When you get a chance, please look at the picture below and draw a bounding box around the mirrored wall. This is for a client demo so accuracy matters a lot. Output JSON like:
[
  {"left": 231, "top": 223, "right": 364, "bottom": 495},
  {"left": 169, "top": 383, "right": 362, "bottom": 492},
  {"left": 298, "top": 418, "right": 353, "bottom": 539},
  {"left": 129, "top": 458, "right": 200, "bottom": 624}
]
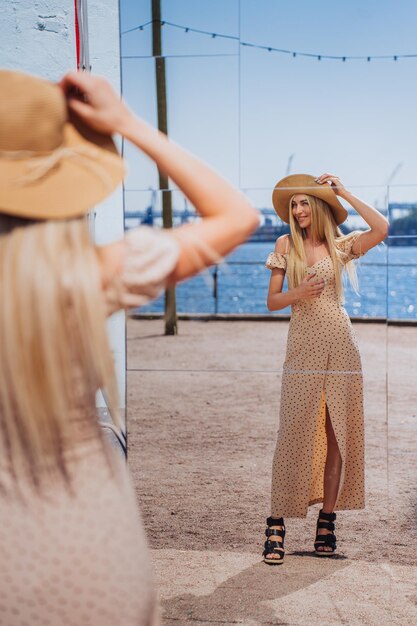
[{"left": 120, "top": 0, "right": 416, "bottom": 622}]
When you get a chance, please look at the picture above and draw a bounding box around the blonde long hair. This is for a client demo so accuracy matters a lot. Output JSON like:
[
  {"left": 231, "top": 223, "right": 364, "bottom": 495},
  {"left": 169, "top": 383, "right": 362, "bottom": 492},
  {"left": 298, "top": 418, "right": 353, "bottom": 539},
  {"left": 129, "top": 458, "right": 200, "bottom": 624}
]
[
  {"left": 287, "top": 194, "right": 358, "bottom": 298},
  {"left": 0, "top": 216, "right": 121, "bottom": 493}
]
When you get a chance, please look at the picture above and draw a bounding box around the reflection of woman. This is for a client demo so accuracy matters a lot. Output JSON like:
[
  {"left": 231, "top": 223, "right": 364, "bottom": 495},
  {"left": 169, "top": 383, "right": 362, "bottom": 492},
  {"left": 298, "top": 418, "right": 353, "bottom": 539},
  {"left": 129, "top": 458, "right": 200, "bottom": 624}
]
[
  {"left": 0, "top": 70, "right": 258, "bottom": 624},
  {"left": 263, "top": 174, "right": 388, "bottom": 564}
]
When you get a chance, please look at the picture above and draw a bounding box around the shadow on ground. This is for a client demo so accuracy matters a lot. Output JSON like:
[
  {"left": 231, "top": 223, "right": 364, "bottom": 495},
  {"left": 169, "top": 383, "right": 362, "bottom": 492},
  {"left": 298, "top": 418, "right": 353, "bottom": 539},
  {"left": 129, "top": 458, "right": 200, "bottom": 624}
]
[{"left": 162, "top": 554, "right": 349, "bottom": 625}]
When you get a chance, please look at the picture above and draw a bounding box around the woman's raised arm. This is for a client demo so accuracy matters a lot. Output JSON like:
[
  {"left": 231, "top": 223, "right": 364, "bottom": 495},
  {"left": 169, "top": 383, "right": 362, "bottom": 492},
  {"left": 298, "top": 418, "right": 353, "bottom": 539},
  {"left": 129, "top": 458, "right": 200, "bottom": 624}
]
[
  {"left": 315, "top": 173, "right": 389, "bottom": 255},
  {"left": 60, "top": 72, "right": 260, "bottom": 282}
]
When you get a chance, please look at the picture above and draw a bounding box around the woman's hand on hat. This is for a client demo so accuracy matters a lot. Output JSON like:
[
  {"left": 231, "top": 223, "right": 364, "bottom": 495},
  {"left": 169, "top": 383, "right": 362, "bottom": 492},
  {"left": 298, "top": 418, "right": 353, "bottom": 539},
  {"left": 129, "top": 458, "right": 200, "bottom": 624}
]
[
  {"left": 294, "top": 273, "right": 325, "bottom": 301},
  {"left": 59, "top": 71, "right": 133, "bottom": 135},
  {"left": 315, "top": 173, "right": 348, "bottom": 198}
]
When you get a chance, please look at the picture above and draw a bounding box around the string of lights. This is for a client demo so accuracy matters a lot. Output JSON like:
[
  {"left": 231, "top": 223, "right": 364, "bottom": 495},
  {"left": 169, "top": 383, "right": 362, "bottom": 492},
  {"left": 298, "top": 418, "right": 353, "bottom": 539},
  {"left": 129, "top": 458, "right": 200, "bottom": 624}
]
[{"left": 122, "top": 18, "right": 417, "bottom": 62}]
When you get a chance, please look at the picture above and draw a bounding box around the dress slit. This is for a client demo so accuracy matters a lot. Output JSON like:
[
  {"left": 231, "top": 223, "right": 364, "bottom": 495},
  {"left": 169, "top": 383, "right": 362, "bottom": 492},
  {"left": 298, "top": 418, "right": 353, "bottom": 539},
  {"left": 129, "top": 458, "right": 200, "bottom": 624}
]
[{"left": 323, "top": 393, "right": 346, "bottom": 508}]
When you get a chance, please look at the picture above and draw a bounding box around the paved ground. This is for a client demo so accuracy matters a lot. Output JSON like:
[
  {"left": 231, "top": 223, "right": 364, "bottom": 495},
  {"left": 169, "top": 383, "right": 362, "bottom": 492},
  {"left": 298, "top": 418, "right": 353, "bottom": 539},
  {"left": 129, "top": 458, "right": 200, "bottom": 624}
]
[{"left": 127, "top": 319, "right": 417, "bottom": 626}]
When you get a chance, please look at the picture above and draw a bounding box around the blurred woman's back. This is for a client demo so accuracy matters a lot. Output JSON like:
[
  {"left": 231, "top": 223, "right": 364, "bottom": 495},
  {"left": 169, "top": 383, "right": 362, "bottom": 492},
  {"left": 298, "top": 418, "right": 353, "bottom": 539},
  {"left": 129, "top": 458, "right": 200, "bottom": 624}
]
[
  {"left": 0, "top": 216, "right": 120, "bottom": 493},
  {"left": 0, "top": 68, "right": 258, "bottom": 626},
  {"left": 0, "top": 215, "right": 163, "bottom": 625}
]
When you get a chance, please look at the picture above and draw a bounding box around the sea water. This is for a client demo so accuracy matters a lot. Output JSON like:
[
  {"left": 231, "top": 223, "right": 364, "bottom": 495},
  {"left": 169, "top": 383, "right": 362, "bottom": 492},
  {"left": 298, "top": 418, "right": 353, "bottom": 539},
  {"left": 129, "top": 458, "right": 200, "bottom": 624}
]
[{"left": 138, "top": 243, "right": 417, "bottom": 321}]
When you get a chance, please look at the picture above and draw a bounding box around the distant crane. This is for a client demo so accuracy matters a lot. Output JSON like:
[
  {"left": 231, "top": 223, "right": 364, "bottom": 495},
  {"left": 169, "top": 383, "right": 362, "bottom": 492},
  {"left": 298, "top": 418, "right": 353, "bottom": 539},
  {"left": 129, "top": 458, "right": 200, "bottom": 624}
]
[
  {"left": 286, "top": 153, "right": 295, "bottom": 176},
  {"left": 384, "top": 162, "right": 403, "bottom": 215},
  {"left": 386, "top": 162, "right": 403, "bottom": 187}
]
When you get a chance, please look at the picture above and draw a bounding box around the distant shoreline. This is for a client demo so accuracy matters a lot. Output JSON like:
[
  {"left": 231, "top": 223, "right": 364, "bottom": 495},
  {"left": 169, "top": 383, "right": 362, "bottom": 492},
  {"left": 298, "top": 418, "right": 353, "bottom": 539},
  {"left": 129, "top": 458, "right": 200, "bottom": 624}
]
[{"left": 248, "top": 226, "right": 416, "bottom": 244}]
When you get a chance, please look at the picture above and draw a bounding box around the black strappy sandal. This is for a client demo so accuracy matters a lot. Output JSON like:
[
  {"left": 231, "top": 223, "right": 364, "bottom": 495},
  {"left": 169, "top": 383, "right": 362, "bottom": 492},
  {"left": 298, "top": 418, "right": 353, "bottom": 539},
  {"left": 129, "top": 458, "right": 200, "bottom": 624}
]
[
  {"left": 314, "top": 510, "right": 337, "bottom": 556},
  {"left": 263, "top": 516, "right": 285, "bottom": 565}
]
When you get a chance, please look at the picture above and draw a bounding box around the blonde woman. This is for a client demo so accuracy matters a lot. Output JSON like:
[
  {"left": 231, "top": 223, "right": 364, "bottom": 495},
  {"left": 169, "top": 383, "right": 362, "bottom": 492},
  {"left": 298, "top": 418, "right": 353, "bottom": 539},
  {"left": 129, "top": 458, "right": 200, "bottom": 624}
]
[
  {"left": 0, "top": 69, "right": 259, "bottom": 625},
  {"left": 263, "top": 174, "right": 388, "bottom": 564}
]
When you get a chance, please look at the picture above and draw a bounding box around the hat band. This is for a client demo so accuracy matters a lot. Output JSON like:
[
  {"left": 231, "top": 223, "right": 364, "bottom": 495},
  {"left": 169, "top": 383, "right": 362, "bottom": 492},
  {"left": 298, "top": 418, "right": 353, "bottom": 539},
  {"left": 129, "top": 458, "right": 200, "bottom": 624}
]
[
  {"left": 0, "top": 145, "right": 113, "bottom": 189},
  {"left": 273, "top": 184, "right": 333, "bottom": 191}
]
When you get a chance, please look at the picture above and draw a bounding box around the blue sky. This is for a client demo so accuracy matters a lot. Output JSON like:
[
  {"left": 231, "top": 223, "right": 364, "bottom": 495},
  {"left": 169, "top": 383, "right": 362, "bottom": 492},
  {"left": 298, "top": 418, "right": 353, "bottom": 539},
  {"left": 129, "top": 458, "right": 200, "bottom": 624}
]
[{"left": 120, "top": 0, "right": 417, "bottom": 215}]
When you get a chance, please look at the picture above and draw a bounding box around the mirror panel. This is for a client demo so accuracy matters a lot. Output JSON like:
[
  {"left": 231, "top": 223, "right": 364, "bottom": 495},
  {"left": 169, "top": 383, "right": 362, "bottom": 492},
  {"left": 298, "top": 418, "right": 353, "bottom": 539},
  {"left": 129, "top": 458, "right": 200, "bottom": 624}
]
[
  {"left": 118, "top": 0, "right": 417, "bottom": 622},
  {"left": 386, "top": 186, "right": 417, "bottom": 592}
]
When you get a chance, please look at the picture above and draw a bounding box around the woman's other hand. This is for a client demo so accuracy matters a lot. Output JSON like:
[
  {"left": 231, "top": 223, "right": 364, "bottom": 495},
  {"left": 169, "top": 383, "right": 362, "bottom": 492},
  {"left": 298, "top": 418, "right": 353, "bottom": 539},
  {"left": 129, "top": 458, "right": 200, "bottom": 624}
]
[
  {"left": 59, "top": 71, "right": 133, "bottom": 135},
  {"left": 295, "top": 273, "right": 325, "bottom": 300}
]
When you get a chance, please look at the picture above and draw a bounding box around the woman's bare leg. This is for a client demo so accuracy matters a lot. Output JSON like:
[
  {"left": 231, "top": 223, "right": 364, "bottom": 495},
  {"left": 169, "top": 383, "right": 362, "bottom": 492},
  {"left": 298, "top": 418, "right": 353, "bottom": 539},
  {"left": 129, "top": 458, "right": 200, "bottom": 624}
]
[
  {"left": 323, "top": 406, "right": 342, "bottom": 511},
  {"left": 317, "top": 407, "right": 342, "bottom": 552}
]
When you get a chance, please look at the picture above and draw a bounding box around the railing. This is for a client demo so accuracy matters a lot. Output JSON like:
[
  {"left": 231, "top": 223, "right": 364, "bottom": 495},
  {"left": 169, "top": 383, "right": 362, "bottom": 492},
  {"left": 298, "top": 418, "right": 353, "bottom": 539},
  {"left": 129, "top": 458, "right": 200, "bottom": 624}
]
[
  {"left": 125, "top": 194, "right": 417, "bottom": 322},
  {"left": 135, "top": 255, "right": 417, "bottom": 322}
]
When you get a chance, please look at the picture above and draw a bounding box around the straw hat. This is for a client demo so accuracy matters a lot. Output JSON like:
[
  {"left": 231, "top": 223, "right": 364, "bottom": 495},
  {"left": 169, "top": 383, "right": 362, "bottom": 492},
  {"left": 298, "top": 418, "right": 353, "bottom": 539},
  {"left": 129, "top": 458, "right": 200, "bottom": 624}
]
[
  {"left": 272, "top": 174, "right": 348, "bottom": 225},
  {"left": 0, "top": 69, "right": 125, "bottom": 220}
]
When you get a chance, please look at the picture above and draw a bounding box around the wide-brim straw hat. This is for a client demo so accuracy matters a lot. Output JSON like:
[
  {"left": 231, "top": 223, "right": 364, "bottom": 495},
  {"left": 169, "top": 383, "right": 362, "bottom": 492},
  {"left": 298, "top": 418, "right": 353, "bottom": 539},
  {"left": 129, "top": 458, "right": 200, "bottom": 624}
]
[
  {"left": 272, "top": 174, "right": 348, "bottom": 225},
  {"left": 0, "top": 69, "right": 125, "bottom": 220}
]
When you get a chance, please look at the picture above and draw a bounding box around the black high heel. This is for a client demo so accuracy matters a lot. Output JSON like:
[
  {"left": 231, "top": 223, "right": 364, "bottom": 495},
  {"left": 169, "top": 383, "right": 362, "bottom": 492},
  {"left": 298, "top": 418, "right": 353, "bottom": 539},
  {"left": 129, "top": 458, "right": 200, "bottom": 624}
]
[
  {"left": 263, "top": 516, "right": 285, "bottom": 565},
  {"left": 314, "top": 509, "right": 337, "bottom": 556}
]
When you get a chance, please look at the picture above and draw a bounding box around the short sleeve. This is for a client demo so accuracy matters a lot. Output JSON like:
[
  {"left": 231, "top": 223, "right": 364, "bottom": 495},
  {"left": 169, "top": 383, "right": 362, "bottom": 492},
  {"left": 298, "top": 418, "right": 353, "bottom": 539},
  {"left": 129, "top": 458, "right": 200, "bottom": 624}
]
[
  {"left": 104, "top": 226, "right": 180, "bottom": 314},
  {"left": 265, "top": 251, "right": 287, "bottom": 271},
  {"left": 336, "top": 231, "right": 365, "bottom": 264}
]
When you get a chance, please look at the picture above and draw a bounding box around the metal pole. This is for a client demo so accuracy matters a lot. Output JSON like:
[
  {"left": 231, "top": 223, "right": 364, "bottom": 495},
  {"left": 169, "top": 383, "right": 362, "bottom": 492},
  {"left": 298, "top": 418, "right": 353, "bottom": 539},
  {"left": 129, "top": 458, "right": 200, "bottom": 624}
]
[
  {"left": 75, "top": 0, "right": 91, "bottom": 71},
  {"left": 213, "top": 265, "right": 218, "bottom": 315},
  {"left": 152, "top": 0, "right": 178, "bottom": 335},
  {"left": 75, "top": 0, "right": 95, "bottom": 239}
]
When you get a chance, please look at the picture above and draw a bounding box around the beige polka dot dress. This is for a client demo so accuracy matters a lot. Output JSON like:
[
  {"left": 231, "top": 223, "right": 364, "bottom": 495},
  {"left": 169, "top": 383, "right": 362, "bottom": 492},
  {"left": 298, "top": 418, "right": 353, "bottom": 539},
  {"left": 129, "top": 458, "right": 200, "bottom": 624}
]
[
  {"left": 265, "top": 232, "right": 365, "bottom": 518},
  {"left": 0, "top": 227, "right": 179, "bottom": 626}
]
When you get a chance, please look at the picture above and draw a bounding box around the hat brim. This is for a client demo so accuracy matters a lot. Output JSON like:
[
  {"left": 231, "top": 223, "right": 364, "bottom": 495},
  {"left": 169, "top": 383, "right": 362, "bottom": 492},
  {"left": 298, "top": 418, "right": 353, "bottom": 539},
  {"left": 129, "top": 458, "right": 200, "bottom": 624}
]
[
  {"left": 0, "top": 111, "right": 126, "bottom": 220},
  {"left": 272, "top": 174, "right": 348, "bottom": 226}
]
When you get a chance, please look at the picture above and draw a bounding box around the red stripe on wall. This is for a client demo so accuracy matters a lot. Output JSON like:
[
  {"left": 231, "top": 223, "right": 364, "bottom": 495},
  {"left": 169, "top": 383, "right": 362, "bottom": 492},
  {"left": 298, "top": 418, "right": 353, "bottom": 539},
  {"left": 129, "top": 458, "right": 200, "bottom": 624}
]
[{"left": 74, "top": 0, "right": 80, "bottom": 68}]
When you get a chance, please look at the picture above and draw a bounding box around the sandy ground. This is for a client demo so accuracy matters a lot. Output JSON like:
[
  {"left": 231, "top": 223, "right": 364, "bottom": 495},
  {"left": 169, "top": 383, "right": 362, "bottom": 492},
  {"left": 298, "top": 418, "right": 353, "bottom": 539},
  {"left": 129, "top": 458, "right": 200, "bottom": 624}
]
[{"left": 127, "top": 319, "right": 417, "bottom": 626}]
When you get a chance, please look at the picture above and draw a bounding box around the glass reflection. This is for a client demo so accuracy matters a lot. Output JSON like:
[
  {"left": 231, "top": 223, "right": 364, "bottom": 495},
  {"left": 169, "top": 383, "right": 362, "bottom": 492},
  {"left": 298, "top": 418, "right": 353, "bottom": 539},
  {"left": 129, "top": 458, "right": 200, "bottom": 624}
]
[
  {"left": 126, "top": 185, "right": 389, "bottom": 320},
  {"left": 118, "top": 0, "right": 417, "bottom": 621},
  {"left": 386, "top": 185, "right": 417, "bottom": 575}
]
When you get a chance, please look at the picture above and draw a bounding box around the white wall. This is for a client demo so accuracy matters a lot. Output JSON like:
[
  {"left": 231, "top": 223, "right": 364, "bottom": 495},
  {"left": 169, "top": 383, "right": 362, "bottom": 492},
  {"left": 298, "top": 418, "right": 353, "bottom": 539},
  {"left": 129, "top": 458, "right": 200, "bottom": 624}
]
[
  {"left": 1, "top": 0, "right": 126, "bottom": 408},
  {"left": 1, "top": 2, "right": 76, "bottom": 78}
]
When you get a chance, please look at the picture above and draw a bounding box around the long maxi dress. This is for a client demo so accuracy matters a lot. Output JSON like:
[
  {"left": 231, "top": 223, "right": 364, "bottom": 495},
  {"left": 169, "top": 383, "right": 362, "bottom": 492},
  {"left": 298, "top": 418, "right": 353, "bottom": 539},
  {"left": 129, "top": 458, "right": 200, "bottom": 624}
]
[
  {"left": 0, "top": 226, "right": 179, "bottom": 626},
  {"left": 265, "top": 232, "right": 366, "bottom": 518}
]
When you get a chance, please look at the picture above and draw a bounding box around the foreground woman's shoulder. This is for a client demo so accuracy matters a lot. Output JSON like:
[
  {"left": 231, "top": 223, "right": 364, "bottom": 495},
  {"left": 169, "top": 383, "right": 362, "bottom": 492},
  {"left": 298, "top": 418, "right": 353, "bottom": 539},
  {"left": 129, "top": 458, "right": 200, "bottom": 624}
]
[{"left": 99, "top": 226, "right": 180, "bottom": 315}]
